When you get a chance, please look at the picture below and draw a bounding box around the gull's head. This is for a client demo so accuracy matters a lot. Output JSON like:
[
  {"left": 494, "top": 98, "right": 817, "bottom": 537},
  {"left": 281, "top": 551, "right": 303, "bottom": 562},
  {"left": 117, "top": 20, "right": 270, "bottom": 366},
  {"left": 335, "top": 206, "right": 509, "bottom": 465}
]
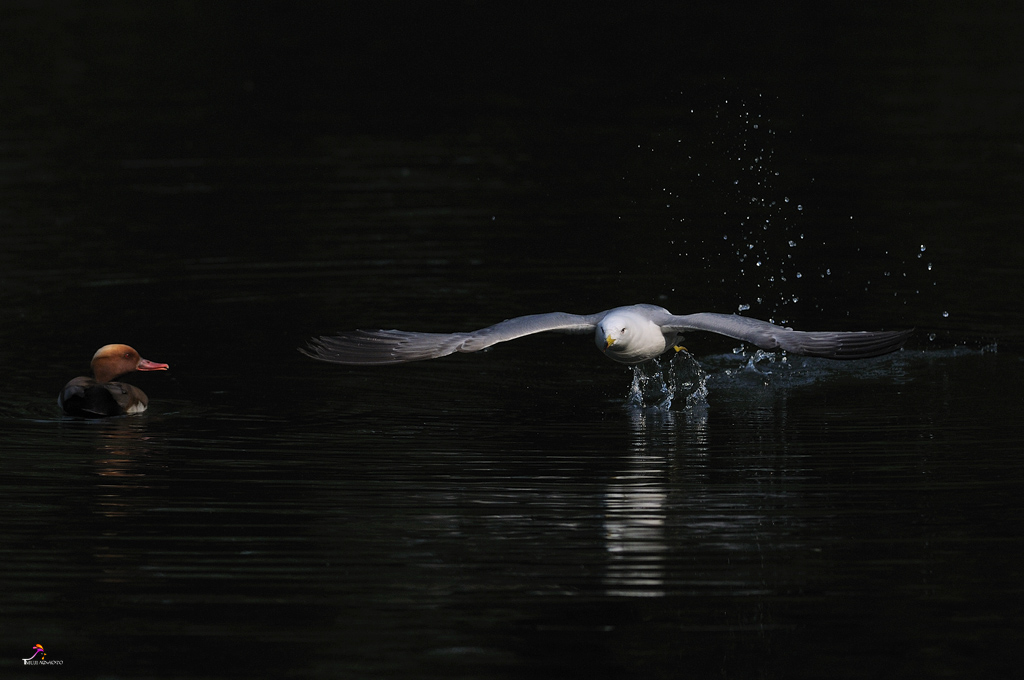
[{"left": 596, "top": 314, "right": 634, "bottom": 358}]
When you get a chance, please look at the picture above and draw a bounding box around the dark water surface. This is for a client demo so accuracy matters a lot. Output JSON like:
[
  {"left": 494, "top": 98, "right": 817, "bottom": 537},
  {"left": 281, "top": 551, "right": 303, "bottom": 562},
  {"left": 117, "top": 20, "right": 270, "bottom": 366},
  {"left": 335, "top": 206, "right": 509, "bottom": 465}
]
[{"left": 3, "top": 4, "right": 1024, "bottom": 679}]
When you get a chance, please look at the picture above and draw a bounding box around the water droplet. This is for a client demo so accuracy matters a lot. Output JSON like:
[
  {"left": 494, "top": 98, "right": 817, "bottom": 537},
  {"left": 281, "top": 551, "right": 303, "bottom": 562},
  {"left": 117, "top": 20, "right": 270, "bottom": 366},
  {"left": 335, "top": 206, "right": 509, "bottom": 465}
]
[
  {"left": 942, "top": 311, "right": 949, "bottom": 318},
  {"left": 788, "top": 240, "right": 797, "bottom": 247},
  {"left": 737, "top": 303, "right": 750, "bottom": 312}
]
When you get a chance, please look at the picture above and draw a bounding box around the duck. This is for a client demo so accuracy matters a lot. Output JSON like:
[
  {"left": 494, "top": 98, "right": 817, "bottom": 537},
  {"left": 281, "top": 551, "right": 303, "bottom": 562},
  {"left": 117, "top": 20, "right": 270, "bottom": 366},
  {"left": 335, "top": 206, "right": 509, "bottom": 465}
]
[{"left": 59, "top": 344, "right": 169, "bottom": 417}]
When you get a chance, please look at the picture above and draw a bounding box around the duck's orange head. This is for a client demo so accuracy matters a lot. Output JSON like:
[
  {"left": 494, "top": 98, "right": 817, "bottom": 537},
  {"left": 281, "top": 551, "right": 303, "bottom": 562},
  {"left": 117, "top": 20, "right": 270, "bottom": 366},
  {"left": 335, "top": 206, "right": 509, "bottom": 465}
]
[{"left": 91, "top": 344, "right": 169, "bottom": 383}]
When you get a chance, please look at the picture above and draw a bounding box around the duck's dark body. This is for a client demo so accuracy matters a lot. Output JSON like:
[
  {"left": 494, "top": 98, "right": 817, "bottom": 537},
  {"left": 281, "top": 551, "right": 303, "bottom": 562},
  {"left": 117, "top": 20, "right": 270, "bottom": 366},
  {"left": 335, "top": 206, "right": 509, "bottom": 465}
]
[{"left": 58, "top": 376, "right": 150, "bottom": 417}]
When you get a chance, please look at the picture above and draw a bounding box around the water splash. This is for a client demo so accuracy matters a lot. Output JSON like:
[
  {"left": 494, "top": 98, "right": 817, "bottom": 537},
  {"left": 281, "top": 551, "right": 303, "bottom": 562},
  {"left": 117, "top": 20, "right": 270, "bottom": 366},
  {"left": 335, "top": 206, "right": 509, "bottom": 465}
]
[
  {"left": 626, "top": 359, "right": 673, "bottom": 410},
  {"left": 679, "top": 353, "right": 710, "bottom": 411},
  {"left": 625, "top": 349, "right": 709, "bottom": 411}
]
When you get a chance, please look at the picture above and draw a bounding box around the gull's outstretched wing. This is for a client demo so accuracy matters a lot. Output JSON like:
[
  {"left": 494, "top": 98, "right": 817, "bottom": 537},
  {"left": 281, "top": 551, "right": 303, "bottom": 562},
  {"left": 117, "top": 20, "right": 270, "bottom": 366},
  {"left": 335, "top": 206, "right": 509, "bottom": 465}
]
[
  {"left": 302, "top": 311, "right": 605, "bottom": 365},
  {"left": 660, "top": 312, "right": 913, "bottom": 359}
]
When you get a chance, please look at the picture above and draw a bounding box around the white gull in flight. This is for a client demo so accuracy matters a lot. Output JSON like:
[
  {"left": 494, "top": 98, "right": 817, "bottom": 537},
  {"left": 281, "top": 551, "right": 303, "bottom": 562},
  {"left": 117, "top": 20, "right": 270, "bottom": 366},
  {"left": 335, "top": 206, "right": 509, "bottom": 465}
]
[{"left": 302, "top": 304, "right": 912, "bottom": 366}]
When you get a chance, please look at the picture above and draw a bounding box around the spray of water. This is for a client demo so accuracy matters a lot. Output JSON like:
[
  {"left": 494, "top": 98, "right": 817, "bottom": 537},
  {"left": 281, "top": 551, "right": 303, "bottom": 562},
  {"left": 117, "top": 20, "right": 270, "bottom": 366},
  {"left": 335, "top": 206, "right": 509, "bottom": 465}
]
[{"left": 625, "top": 349, "right": 709, "bottom": 411}]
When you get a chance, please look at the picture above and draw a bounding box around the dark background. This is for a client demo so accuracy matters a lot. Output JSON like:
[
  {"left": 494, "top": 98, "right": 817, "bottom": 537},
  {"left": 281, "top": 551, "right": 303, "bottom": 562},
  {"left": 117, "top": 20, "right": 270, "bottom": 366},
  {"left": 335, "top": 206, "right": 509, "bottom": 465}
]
[{"left": 4, "top": 1, "right": 1019, "bottom": 347}]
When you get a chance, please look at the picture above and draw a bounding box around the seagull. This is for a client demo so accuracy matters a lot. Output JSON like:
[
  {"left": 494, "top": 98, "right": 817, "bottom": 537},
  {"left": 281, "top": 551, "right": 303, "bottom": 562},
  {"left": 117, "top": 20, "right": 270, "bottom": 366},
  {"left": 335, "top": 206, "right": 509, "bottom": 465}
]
[{"left": 301, "top": 304, "right": 912, "bottom": 366}]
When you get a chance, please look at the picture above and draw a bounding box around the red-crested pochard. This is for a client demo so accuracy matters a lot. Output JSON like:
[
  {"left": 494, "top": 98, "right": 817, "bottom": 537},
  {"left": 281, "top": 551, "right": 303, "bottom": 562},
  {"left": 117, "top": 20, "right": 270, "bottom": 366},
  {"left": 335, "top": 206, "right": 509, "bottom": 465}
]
[{"left": 59, "top": 344, "right": 169, "bottom": 417}]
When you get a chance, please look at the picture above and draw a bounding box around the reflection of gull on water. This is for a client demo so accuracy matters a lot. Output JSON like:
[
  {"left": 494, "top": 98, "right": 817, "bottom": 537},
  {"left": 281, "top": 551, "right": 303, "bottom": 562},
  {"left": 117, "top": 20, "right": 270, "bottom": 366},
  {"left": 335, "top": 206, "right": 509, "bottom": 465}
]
[
  {"left": 604, "top": 478, "right": 669, "bottom": 598},
  {"left": 303, "top": 304, "right": 913, "bottom": 367},
  {"left": 604, "top": 410, "right": 680, "bottom": 598}
]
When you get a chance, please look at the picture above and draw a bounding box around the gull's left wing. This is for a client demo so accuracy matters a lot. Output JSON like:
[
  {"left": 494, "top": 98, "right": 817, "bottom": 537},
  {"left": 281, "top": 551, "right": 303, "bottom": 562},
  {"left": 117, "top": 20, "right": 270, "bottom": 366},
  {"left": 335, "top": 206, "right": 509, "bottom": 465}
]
[{"left": 659, "top": 312, "right": 913, "bottom": 359}]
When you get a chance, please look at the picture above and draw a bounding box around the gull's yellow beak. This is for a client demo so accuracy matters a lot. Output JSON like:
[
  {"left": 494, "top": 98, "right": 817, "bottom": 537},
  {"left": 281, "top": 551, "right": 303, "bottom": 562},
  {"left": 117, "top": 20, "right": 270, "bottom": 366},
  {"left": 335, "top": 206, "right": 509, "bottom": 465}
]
[{"left": 604, "top": 334, "right": 616, "bottom": 350}]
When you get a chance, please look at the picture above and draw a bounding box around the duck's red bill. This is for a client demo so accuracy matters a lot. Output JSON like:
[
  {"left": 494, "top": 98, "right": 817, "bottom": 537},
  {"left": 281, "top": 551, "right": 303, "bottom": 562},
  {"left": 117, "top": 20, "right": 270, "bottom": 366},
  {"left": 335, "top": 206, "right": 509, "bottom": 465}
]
[{"left": 138, "top": 359, "right": 170, "bottom": 371}]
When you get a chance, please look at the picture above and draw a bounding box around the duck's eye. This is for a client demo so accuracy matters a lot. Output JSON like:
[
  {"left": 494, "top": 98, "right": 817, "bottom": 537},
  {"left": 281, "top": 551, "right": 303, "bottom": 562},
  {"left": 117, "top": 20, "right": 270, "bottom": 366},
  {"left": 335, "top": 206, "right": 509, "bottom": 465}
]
[{"left": 123, "top": 352, "right": 132, "bottom": 359}]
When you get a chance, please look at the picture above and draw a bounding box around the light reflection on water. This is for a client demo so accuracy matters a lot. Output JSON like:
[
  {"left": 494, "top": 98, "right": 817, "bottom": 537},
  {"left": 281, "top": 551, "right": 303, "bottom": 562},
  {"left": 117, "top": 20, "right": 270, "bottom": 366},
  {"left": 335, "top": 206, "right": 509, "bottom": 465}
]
[{"left": 604, "top": 411, "right": 675, "bottom": 598}]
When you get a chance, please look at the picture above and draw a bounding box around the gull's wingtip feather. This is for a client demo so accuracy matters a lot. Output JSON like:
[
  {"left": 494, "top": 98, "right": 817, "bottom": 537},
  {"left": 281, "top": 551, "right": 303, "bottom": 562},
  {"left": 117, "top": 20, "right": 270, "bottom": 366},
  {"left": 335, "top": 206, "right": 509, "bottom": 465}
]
[
  {"left": 797, "top": 327, "right": 914, "bottom": 359},
  {"left": 300, "top": 329, "right": 468, "bottom": 365}
]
